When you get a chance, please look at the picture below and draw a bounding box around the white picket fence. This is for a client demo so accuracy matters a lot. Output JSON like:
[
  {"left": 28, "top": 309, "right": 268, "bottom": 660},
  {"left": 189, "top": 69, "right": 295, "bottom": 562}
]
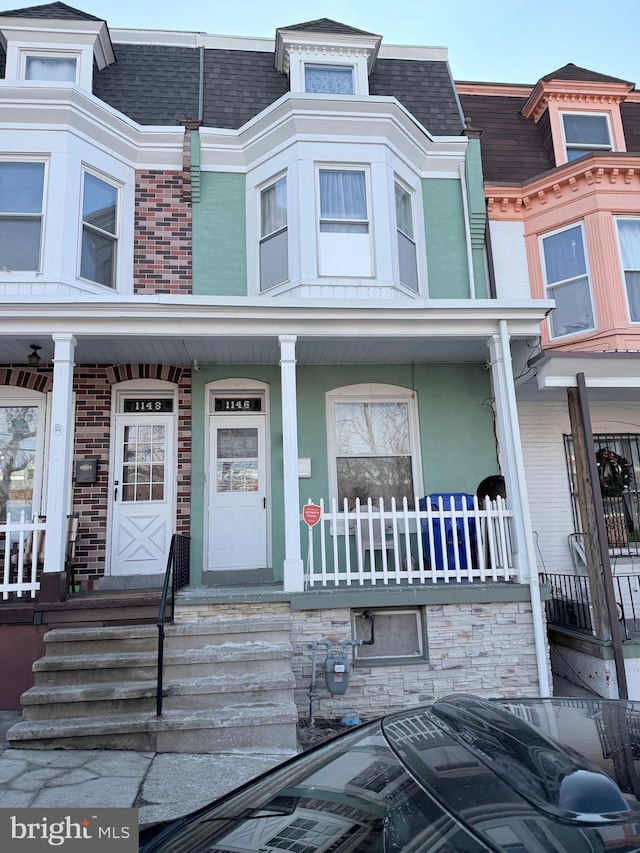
[
  {"left": 1, "top": 513, "right": 45, "bottom": 600},
  {"left": 303, "top": 495, "right": 515, "bottom": 587}
]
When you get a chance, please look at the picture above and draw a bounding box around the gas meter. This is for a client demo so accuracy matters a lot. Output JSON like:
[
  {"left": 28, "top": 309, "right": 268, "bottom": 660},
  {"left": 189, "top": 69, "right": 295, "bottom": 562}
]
[{"left": 324, "top": 652, "right": 350, "bottom": 695}]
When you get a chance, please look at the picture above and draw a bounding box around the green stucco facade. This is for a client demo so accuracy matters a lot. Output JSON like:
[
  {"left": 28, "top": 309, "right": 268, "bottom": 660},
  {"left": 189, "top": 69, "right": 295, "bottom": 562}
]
[
  {"left": 189, "top": 363, "right": 496, "bottom": 584},
  {"left": 192, "top": 172, "right": 247, "bottom": 296}
]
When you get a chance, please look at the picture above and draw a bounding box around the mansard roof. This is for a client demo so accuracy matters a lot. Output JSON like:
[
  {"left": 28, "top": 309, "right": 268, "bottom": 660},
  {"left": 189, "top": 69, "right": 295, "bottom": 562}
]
[
  {"left": 458, "top": 64, "right": 640, "bottom": 184},
  {"left": 0, "top": 4, "right": 463, "bottom": 135},
  {"left": 0, "top": 2, "right": 102, "bottom": 21}
]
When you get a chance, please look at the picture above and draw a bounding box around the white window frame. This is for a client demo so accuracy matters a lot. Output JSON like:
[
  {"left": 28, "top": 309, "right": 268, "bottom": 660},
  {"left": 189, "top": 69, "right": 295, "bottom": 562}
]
[
  {"left": 78, "top": 167, "right": 120, "bottom": 290},
  {"left": 615, "top": 217, "right": 640, "bottom": 324},
  {"left": 259, "top": 174, "right": 288, "bottom": 292},
  {"left": 0, "top": 157, "right": 47, "bottom": 274},
  {"left": 540, "top": 222, "right": 596, "bottom": 339},
  {"left": 21, "top": 50, "right": 79, "bottom": 84},
  {"left": 561, "top": 112, "right": 613, "bottom": 163},
  {"left": 316, "top": 165, "right": 372, "bottom": 278},
  {"left": 326, "top": 384, "right": 423, "bottom": 508},
  {"left": 394, "top": 178, "right": 418, "bottom": 291},
  {"left": 288, "top": 52, "right": 369, "bottom": 96}
]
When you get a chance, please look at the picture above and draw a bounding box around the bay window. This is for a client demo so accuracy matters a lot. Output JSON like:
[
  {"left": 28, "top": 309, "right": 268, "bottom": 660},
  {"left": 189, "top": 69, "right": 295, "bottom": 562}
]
[
  {"left": 616, "top": 218, "right": 640, "bottom": 322},
  {"left": 541, "top": 223, "right": 595, "bottom": 337},
  {"left": 260, "top": 176, "right": 288, "bottom": 290},
  {"left": 395, "top": 181, "right": 418, "bottom": 290},
  {"left": 0, "top": 161, "right": 45, "bottom": 272},
  {"left": 80, "top": 171, "right": 118, "bottom": 288}
]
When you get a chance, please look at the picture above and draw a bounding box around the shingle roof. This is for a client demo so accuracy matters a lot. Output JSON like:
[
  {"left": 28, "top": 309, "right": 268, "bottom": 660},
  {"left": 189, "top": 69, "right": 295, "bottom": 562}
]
[
  {"left": 540, "top": 63, "right": 633, "bottom": 86},
  {"left": 0, "top": 2, "right": 102, "bottom": 21},
  {"left": 458, "top": 92, "right": 555, "bottom": 183},
  {"left": 94, "top": 44, "right": 200, "bottom": 126},
  {"left": 278, "top": 18, "right": 378, "bottom": 37},
  {"left": 370, "top": 59, "right": 464, "bottom": 136}
]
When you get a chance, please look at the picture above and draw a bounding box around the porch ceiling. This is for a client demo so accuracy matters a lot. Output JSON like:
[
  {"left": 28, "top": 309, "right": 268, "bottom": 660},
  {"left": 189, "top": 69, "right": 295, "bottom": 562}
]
[{"left": 0, "top": 334, "right": 492, "bottom": 366}]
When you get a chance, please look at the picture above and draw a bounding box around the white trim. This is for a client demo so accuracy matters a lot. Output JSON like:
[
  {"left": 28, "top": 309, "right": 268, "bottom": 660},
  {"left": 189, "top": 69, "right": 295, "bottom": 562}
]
[
  {"left": 106, "top": 378, "right": 179, "bottom": 578},
  {"left": 204, "top": 378, "right": 272, "bottom": 572}
]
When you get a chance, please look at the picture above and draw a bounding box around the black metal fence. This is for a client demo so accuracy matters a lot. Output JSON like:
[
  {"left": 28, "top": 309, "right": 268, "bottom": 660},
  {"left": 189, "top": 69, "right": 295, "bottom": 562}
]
[{"left": 543, "top": 570, "right": 640, "bottom": 638}]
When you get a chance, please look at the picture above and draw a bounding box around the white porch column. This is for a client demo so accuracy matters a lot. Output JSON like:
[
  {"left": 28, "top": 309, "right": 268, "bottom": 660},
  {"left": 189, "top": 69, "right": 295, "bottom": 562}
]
[
  {"left": 279, "top": 335, "right": 304, "bottom": 592},
  {"left": 488, "top": 321, "right": 550, "bottom": 696},
  {"left": 43, "top": 334, "right": 76, "bottom": 579}
]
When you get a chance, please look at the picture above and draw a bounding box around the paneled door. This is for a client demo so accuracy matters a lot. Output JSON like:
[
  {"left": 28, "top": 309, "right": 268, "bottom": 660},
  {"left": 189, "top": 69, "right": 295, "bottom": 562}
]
[
  {"left": 109, "top": 415, "right": 175, "bottom": 575},
  {"left": 207, "top": 415, "right": 267, "bottom": 570}
]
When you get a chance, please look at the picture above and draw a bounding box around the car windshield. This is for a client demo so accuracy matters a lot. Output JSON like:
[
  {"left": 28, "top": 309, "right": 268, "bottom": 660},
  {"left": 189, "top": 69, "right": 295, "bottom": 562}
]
[{"left": 140, "top": 721, "right": 490, "bottom": 852}]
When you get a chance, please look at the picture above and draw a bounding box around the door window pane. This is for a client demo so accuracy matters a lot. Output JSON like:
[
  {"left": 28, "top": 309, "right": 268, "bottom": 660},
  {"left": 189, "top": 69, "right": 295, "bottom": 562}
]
[
  {"left": 216, "top": 428, "right": 259, "bottom": 493},
  {"left": 121, "top": 424, "right": 165, "bottom": 502},
  {"left": 0, "top": 406, "right": 38, "bottom": 522}
]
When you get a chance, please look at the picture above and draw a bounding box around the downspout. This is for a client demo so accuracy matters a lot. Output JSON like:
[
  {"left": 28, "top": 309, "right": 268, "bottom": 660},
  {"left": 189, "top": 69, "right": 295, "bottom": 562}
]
[
  {"left": 459, "top": 161, "right": 475, "bottom": 299},
  {"left": 497, "top": 320, "right": 551, "bottom": 696}
]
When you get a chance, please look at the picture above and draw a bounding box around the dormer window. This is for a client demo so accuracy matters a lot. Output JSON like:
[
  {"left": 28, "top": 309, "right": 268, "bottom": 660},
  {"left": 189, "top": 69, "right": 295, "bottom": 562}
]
[
  {"left": 562, "top": 113, "right": 612, "bottom": 161},
  {"left": 24, "top": 54, "right": 77, "bottom": 83},
  {"left": 304, "top": 64, "right": 354, "bottom": 95}
]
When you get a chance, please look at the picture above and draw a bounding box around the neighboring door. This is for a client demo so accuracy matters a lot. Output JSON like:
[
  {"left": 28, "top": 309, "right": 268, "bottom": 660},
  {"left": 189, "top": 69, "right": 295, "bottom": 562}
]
[
  {"left": 208, "top": 415, "right": 267, "bottom": 570},
  {"left": 110, "top": 414, "right": 175, "bottom": 575}
]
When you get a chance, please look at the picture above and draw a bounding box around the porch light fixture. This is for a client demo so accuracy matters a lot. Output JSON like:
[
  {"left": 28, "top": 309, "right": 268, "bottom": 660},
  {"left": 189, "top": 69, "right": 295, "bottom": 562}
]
[{"left": 28, "top": 344, "right": 42, "bottom": 367}]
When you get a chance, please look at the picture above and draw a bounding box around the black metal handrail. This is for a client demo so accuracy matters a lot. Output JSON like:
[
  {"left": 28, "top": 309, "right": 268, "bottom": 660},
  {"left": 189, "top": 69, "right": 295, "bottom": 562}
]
[{"left": 156, "top": 533, "right": 190, "bottom": 716}]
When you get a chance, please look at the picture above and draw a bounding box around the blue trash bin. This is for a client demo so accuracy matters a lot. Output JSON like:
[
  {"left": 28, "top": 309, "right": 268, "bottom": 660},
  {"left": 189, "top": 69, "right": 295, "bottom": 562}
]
[{"left": 420, "top": 493, "right": 476, "bottom": 569}]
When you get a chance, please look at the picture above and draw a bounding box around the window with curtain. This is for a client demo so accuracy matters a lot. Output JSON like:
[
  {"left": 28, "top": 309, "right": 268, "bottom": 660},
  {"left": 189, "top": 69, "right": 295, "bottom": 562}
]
[
  {"left": 319, "top": 169, "right": 368, "bottom": 233},
  {"left": 0, "top": 161, "right": 45, "bottom": 272},
  {"left": 541, "top": 223, "right": 595, "bottom": 337},
  {"left": 395, "top": 182, "right": 418, "bottom": 290},
  {"left": 25, "top": 55, "right": 77, "bottom": 82},
  {"left": 260, "top": 177, "right": 288, "bottom": 290},
  {"left": 562, "top": 113, "right": 612, "bottom": 162},
  {"left": 332, "top": 399, "right": 416, "bottom": 508},
  {"left": 616, "top": 219, "right": 640, "bottom": 321},
  {"left": 304, "top": 65, "right": 354, "bottom": 95},
  {"left": 80, "top": 171, "right": 118, "bottom": 288}
]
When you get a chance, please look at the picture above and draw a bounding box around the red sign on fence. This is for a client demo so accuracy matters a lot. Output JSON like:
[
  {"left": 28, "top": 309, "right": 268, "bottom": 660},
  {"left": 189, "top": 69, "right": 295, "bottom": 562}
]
[{"left": 302, "top": 503, "right": 322, "bottom": 527}]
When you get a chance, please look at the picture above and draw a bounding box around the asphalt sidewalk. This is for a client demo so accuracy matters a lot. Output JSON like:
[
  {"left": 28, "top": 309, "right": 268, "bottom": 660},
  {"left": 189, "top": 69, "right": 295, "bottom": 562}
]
[{"left": 0, "top": 711, "right": 293, "bottom": 827}]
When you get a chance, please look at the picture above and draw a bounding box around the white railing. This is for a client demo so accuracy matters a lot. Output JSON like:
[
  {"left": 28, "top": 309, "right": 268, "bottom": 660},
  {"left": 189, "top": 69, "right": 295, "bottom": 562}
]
[
  {"left": 1, "top": 513, "right": 45, "bottom": 600},
  {"left": 303, "top": 496, "right": 515, "bottom": 587}
]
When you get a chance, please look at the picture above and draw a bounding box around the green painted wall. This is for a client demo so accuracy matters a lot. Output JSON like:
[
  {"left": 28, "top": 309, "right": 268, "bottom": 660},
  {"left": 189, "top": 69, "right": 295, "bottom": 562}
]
[
  {"left": 192, "top": 172, "right": 247, "bottom": 296},
  {"left": 189, "top": 363, "right": 497, "bottom": 582},
  {"left": 422, "top": 178, "right": 470, "bottom": 299}
]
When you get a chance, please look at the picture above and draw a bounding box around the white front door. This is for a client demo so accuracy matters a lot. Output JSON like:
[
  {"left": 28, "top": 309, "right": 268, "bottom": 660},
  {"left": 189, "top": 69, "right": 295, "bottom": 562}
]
[
  {"left": 208, "top": 415, "right": 267, "bottom": 570},
  {"left": 110, "top": 415, "right": 175, "bottom": 575}
]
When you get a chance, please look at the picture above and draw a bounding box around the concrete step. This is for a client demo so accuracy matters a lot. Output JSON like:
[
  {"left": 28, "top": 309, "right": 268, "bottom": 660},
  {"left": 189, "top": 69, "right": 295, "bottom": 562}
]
[
  {"left": 32, "top": 642, "right": 294, "bottom": 686},
  {"left": 21, "top": 671, "right": 297, "bottom": 720},
  {"left": 42, "top": 618, "right": 292, "bottom": 655},
  {"left": 7, "top": 703, "right": 299, "bottom": 753}
]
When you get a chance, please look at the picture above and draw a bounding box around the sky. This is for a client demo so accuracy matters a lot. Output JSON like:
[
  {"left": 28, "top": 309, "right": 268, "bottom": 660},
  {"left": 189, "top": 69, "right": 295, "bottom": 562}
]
[{"left": 10, "top": 0, "right": 640, "bottom": 86}]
